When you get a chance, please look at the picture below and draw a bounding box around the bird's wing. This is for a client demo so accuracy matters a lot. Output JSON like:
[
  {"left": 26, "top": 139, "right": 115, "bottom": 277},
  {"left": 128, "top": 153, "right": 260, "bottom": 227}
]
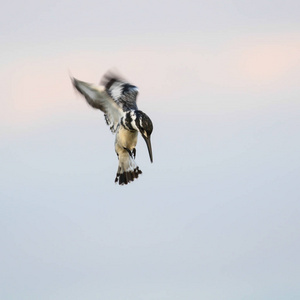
[
  {"left": 101, "top": 71, "right": 139, "bottom": 112},
  {"left": 71, "top": 77, "right": 123, "bottom": 133}
]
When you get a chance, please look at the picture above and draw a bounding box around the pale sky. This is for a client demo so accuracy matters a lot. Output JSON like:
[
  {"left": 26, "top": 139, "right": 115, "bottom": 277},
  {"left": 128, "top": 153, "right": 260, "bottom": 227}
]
[{"left": 1, "top": 1, "right": 300, "bottom": 299}]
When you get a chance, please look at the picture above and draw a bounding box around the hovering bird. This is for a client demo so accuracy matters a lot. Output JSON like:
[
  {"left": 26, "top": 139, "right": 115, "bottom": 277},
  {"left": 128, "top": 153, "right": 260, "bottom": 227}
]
[{"left": 71, "top": 71, "right": 153, "bottom": 185}]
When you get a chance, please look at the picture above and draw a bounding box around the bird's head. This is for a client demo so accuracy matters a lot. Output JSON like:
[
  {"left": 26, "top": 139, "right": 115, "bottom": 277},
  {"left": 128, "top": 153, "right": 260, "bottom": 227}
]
[{"left": 134, "top": 110, "right": 153, "bottom": 163}]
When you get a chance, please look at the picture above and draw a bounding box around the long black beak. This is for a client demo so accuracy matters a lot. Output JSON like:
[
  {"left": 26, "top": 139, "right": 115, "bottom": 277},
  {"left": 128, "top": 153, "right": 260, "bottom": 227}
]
[{"left": 142, "top": 135, "right": 153, "bottom": 163}]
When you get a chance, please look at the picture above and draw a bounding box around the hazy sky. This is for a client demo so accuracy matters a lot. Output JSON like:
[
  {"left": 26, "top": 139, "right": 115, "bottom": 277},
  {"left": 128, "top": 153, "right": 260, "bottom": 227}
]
[{"left": 1, "top": 1, "right": 300, "bottom": 299}]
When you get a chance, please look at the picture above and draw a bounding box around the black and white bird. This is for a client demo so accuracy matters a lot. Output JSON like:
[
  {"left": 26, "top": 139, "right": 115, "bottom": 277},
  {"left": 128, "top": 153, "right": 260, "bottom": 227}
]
[{"left": 71, "top": 71, "right": 153, "bottom": 185}]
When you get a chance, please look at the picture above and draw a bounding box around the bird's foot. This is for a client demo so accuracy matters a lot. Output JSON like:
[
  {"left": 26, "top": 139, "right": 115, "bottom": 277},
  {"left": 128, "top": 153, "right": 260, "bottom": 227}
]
[{"left": 123, "top": 147, "right": 136, "bottom": 159}]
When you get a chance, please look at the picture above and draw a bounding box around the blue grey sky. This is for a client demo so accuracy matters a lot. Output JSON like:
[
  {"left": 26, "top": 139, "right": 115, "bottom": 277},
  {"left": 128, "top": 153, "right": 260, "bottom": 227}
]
[{"left": 1, "top": 0, "right": 300, "bottom": 299}]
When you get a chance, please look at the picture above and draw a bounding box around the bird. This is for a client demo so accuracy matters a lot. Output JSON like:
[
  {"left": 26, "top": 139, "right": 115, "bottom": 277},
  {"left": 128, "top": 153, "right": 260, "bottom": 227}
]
[{"left": 71, "top": 70, "right": 153, "bottom": 185}]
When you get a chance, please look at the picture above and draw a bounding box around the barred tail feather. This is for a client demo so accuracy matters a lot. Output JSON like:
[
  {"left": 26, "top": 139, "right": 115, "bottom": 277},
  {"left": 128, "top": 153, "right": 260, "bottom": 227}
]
[{"left": 115, "top": 154, "right": 142, "bottom": 185}]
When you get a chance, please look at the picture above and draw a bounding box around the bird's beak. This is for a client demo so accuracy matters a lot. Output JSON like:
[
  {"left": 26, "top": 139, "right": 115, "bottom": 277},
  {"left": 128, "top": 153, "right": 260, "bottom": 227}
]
[{"left": 142, "top": 135, "right": 153, "bottom": 163}]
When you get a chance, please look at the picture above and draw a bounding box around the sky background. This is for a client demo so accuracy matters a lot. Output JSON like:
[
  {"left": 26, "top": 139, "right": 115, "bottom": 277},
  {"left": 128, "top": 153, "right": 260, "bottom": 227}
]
[{"left": 1, "top": 0, "right": 300, "bottom": 299}]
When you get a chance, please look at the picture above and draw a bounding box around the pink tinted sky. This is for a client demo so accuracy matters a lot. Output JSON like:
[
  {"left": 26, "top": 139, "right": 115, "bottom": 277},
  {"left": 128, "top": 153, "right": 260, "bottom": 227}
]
[{"left": 2, "top": 31, "right": 299, "bottom": 133}]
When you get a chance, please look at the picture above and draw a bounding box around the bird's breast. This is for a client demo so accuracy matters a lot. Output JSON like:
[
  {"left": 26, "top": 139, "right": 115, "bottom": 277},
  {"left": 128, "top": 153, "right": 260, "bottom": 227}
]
[{"left": 115, "top": 126, "right": 138, "bottom": 151}]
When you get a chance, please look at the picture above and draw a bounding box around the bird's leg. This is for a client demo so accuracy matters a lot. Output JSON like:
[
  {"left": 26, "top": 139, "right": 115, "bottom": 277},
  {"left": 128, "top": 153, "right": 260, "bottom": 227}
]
[
  {"left": 123, "top": 147, "right": 133, "bottom": 158},
  {"left": 123, "top": 147, "right": 136, "bottom": 159}
]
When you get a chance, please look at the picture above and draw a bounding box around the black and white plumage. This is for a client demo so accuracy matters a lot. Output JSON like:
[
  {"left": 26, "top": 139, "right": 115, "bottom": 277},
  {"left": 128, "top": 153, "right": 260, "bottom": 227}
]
[{"left": 71, "top": 71, "right": 153, "bottom": 185}]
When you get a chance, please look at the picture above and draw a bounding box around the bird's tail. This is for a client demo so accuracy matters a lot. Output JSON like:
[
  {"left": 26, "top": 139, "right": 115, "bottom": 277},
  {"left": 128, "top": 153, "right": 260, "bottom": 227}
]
[{"left": 115, "top": 153, "right": 142, "bottom": 185}]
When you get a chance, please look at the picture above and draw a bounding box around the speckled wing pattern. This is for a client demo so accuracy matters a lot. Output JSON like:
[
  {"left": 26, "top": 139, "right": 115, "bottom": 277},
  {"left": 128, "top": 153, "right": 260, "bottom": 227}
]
[{"left": 101, "top": 71, "right": 139, "bottom": 112}]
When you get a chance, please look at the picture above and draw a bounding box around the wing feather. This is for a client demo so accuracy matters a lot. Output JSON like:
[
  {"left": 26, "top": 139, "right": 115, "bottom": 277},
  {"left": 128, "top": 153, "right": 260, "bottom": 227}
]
[
  {"left": 101, "top": 71, "right": 139, "bottom": 111},
  {"left": 71, "top": 77, "right": 123, "bottom": 133}
]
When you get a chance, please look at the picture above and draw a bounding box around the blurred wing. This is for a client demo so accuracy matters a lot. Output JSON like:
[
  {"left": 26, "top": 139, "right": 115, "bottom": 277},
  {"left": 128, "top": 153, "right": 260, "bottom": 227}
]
[
  {"left": 101, "top": 71, "right": 139, "bottom": 112},
  {"left": 71, "top": 77, "right": 123, "bottom": 133}
]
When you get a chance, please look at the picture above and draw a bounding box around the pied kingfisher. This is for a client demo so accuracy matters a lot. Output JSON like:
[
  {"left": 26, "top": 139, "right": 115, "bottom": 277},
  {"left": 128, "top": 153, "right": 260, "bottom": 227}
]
[{"left": 71, "top": 71, "right": 153, "bottom": 185}]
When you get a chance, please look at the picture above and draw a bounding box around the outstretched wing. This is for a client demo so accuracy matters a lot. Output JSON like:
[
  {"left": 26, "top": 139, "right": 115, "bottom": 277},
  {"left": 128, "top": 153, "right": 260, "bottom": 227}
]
[
  {"left": 101, "top": 71, "right": 139, "bottom": 112},
  {"left": 71, "top": 77, "right": 123, "bottom": 133}
]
